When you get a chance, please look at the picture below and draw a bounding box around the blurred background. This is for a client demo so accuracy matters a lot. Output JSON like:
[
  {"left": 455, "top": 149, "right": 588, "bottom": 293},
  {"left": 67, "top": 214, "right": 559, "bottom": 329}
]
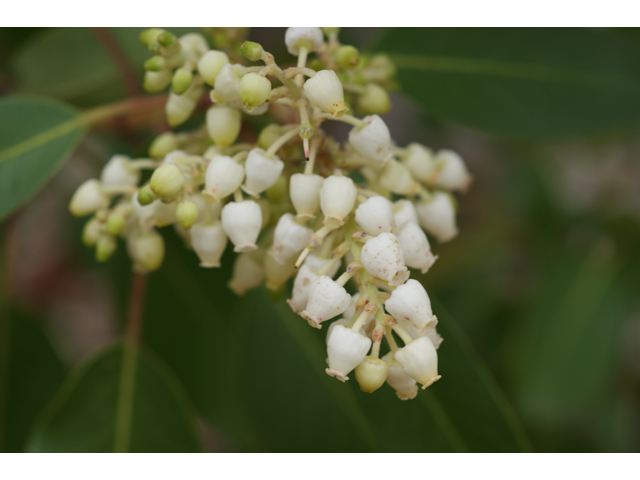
[{"left": 0, "top": 27, "right": 639, "bottom": 453}]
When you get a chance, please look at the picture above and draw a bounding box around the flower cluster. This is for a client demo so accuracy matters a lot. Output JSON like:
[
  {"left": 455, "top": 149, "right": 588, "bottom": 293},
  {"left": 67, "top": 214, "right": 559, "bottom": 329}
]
[{"left": 68, "top": 27, "right": 472, "bottom": 399}]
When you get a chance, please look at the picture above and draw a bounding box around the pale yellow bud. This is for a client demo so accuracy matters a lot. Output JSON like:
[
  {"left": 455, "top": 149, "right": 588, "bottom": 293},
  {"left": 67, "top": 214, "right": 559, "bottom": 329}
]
[
  {"left": 355, "top": 356, "right": 389, "bottom": 393},
  {"left": 358, "top": 84, "right": 391, "bottom": 115},
  {"left": 149, "top": 132, "right": 179, "bottom": 159},
  {"left": 238, "top": 73, "right": 271, "bottom": 112},
  {"left": 69, "top": 179, "right": 109, "bottom": 217},
  {"left": 82, "top": 218, "right": 102, "bottom": 247},
  {"left": 143, "top": 70, "right": 172, "bottom": 93},
  {"left": 197, "top": 50, "right": 230, "bottom": 86},
  {"left": 206, "top": 105, "right": 241, "bottom": 147},
  {"left": 176, "top": 200, "right": 199, "bottom": 230},
  {"left": 130, "top": 230, "right": 165, "bottom": 273},
  {"left": 150, "top": 163, "right": 184, "bottom": 199},
  {"left": 95, "top": 234, "right": 117, "bottom": 263}
]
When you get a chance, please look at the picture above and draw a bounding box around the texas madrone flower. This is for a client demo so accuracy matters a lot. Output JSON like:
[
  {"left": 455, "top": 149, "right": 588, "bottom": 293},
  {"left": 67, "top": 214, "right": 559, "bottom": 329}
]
[{"left": 68, "top": 27, "right": 472, "bottom": 400}]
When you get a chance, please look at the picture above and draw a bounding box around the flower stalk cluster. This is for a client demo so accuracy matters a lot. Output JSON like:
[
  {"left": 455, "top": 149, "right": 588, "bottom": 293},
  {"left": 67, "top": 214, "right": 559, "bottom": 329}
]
[{"left": 68, "top": 27, "right": 472, "bottom": 399}]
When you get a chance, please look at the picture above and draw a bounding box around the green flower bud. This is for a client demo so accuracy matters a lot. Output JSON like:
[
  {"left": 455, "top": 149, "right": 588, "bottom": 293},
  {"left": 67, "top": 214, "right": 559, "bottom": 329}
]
[
  {"left": 172, "top": 68, "right": 194, "bottom": 94},
  {"left": 257, "top": 124, "right": 284, "bottom": 150},
  {"left": 144, "top": 56, "right": 166, "bottom": 72},
  {"left": 143, "top": 70, "right": 172, "bottom": 93},
  {"left": 240, "top": 41, "right": 264, "bottom": 61},
  {"left": 138, "top": 184, "right": 157, "bottom": 206},
  {"left": 82, "top": 217, "right": 102, "bottom": 247},
  {"left": 176, "top": 200, "right": 199, "bottom": 230},
  {"left": 355, "top": 356, "right": 389, "bottom": 393},
  {"left": 131, "top": 230, "right": 165, "bottom": 273},
  {"left": 158, "top": 31, "right": 177, "bottom": 47},
  {"left": 149, "top": 132, "right": 179, "bottom": 159},
  {"left": 106, "top": 212, "right": 126, "bottom": 235},
  {"left": 335, "top": 45, "right": 360, "bottom": 70},
  {"left": 197, "top": 50, "right": 229, "bottom": 86},
  {"left": 238, "top": 73, "right": 271, "bottom": 112},
  {"left": 357, "top": 84, "right": 391, "bottom": 115},
  {"left": 95, "top": 234, "right": 117, "bottom": 263},
  {"left": 150, "top": 163, "right": 184, "bottom": 199},
  {"left": 206, "top": 105, "right": 241, "bottom": 147},
  {"left": 322, "top": 27, "right": 340, "bottom": 35},
  {"left": 139, "top": 29, "right": 165, "bottom": 47}
]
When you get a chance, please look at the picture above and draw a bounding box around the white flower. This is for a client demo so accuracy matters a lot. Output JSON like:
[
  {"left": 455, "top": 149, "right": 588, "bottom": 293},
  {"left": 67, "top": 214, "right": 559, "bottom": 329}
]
[
  {"left": 287, "top": 263, "right": 319, "bottom": 313},
  {"left": 394, "top": 336, "right": 440, "bottom": 389},
  {"left": 284, "top": 27, "right": 324, "bottom": 55},
  {"left": 153, "top": 200, "right": 177, "bottom": 227},
  {"left": 325, "top": 325, "right": 371, "bottom": 382},
  {"left": 355, "top": 195, "right": 395, "bottom": 236},
  {"left": 221, "top": 200, "right": 262, "bottom": 253},
  {"left": 289, "top": 173, "right": 324, "bottom": 219},
  {"left": 393, "top": 199, "right": 419, "bottom": 231},
  {"left": 384, "top": 279, "right": 437, "bottom": 333},
  {"left": 131, "top": 190, "right": 156, "bottom": 228},
  {"left": 269, "top": 213, "right": 312, "bottom": 264},
  {"left": 431, "top": 149, "right": 472, "bottom": 192},
  {"left": 69, "top": 179, "right": 109, "bottom": 217},
  {"left": 100, "top": 155, "right": 140, "bottom": 187},
  {"left": 416, "top": 192, "right": 458, "bottom": 243},
  {"left": 326, "top": 318, "right": 351, "bottom": 344},
  {"left": 242, "top": 148, "right": 284, "bottom": 197},
  {"left": 179, "top": 33, "right": 209, "bottom": 61},
  {"left": 198, "top": 50, "right": 230, "bottom": 86},
  {"left": 304, "top": 253, "right": 340, "bottom": 278},
  {"left": 426, "top": 328, "right": 443, "bottom": 349},
  {"left": 397, "top": 221, "right": 437, "bottom": 274},
  {"left": 303, "top": 70, "right": 346, "bottom": 118},
  {"left": 320, "top": 175, "right": 357, "bottom": 228},
  {"left": 129, "top": 229, "right": 165, "bottom": 273},
  {"left": 228, "top": 252, "right": 265, "bottom": 295},
  {"left": 355, "top": 356, "right": 389, "bottom": 393},
  {"left": 165, "top": 84, "right": 202, "bottom": 127},
  {"left": 301, "top": 275, "right": 351, "bottom": 328},
  {"left": 348, "top": 115, "right": 393, "bottom": 165},
  {"left": 206, "top": 105, "right": 242, "bottom": 147},
  {"left": 190, "top": 221, "right": 227, "bottom": 267},
  {"left": 403, "top": 143, "right": 436, "bottom": 183},
  {"left": 238, "top": 73, "right": 271, "bottom": 112},
  {"left": 204, "top": 155, "right": 244, "bottom": 202},
  {"left": 382, "top": 353, "right": 418, "bottom": 400},
  {"left": 150, "top": 163, "right": 184, "bottom": 199},
  {"left": 265, "top": 251, "right": 296, "bottom": 291},
  {"left": 211, "top": 63, "right": 241, "bottom": 102},
  {"left": 360, "top": 232, "right": 409, "bottom": 286},
  {"left": 378, "top": 159, "right": 419, "bottom": 195}
]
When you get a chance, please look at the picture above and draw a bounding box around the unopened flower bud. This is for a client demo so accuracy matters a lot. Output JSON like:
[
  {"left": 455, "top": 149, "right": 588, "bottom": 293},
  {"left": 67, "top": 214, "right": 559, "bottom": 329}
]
[
  {"left": 301, "top": 276, "right": 351, "bottom": 328},
  {"left": 206, "top": 105, "right": 241, "bottom": 147},
  {"left": 416, "top": 192, "right": 458, "bottom": 243},
  {"left": 393, "top": 199, "right": 419, "bottom": 230},
  {"left": 382, "top": 354, "right": 418, "bottom": 400},
  {"left": 265, "top": 251, "right": 296, "bottom": 291},
  {"left": 385, "top": 279, "right": 437, "bottom": 333},
  {"left": 130, "top": 230, "right": 165, "bottom": 273},
  {"left": 100, "top": 155, "right": 140, "bottom": 187},
  {"left": 394, "top": 336, "right": 440, "bottom": 389},
  {"left": 69, "top": 179, "right": 109, "bottom": 217},
  {"left": 166, "top": 90, "right": 197, "bottom": 127},
  {"left": 172, "top": 68, "right": 194, "bottom": 95},
  {"left": 287, "top": 263, "right": 319, "bottom": 313},
  {"left": 238, "top": 73, "right": 271, "bottom": 112},
  {"left": 270, "top": 213, "right": 312, "bottom": 264},
  {"left": 285, "top": 27, "right": 324, "bottom": 56},
  {"left": 325, "top": 325, "right": 372, "bottom": 382},
  {"left": 240, "top": 41, "right": 264, "bottom": 61},
  {"left": 355, "top": 356, "right": 389, "bottom": 393},
  {"left": 132, "top": 191, "right": 156, "bottom": 228},
  {"left": 348, "top": 115, "right": 393, "bottom": 165},
  {"left": 157, "top": 32, "right": 177, "bottom": 47},
  {"left": 335, "top": 45, "right": 360, "bottom": 70},
  {"left": 176, "top": 200, "right": 199, "bottom": 230},
  {"left": 242, "top": 148, "right": 284, "bottom": 197},
  {"left": 397, "top": 222, "right": 437, "bottom": 274},
  {"left": 289, "top": 173, "right": 323, "bottom": 219},
  {"left": 358, "top": 84, "right": 390, "bottom": 115},
  {"left": 322, "top": 27, "right": 340, "bottom": 35},
  {"left": 190, "top": 221, "right": 227, "bottom": 267},
  {"left": 144, "top": 55, "right": 166, "bottom": 72},
  {"left": 106, "top": 212, "right": 126, "bottom": 235},
  {"left": 211, "top": 64, "right": 240, "bottom": 102},
  {"left": 355, "top": 195, "right": 395, "bottom": 236},
  {"left": 431, "top": 149, "right": 472, "bottom": 192},
  {"left": 403, "top": 143, "right": 436, "bottom": 183},
  {"left": 139, "top": 28, "right": 165, "bottom": 47},
  {"left": 137, "top": 184, "right": 157, "bottom": 206},
  {"left": 303, "top": 70, "right": 346, "bottom": 118},
  {"left": 153, "top": 201, "right": 177, "bottom": 227},
  {"left": 361, "top": 232, "right": 409, "bottom": 286},
  {"left": 228, "top": 253, "right": 265, "bottom": 295},
  {"left": 379, "top": 159, "right": 419, "bottom": 195},
  {"left": 150, "top": 163, "right": 184, "bottom": 199},
  {"left": 149, "top": 133, "right": 179, "bottom": 159},
  {"left": 258, "top": 124, "right": 285, "bottom": 150},
  {"left": 82, "top": 218, "right": 102, "bottom": 247},
  {"left": 221, "top": 200, "right": 262, "bottom": 253},
  {"left": 320, "top": 176, "right": 357, "bottom": 228},
  {"left": 204, "top": 155, "right": 244, "bottom": 201},
  {"left": 179, "top": 33, "right": 209, "bottom": 61},
  {"left": 95, "top": 234, "right": 117, "bottom": 262},
  {"left": 144, "top": 70, "right": 172, "bottom": 93},
  {"left": 197, "top": 50, "right": 230, "bottom": 86}
]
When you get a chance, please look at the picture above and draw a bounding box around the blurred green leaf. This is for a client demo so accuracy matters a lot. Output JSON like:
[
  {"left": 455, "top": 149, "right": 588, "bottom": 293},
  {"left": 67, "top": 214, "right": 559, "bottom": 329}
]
[
  {"left": 0, "top": 311, "right": 67, "bottom": 452},
  {"left": 141, "top": 235, "right": 531, "bottom": 452},
  {"left": 375, "top": 28, "right": 640, "bottom": 139},
  {"left": 27, "top": 343, "right": 202, "bottom": 452},
  {"left": 0, "top": 96, "right": 84, "bottom": 221}
]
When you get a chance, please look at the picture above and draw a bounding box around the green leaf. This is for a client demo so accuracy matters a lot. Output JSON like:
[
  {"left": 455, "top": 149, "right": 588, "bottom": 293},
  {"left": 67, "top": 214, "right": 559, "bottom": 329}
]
[
  {"left": 0, "top": 311, "right": 67, "bottom": 452},
  {"left": 375, "top": 28, "right": 640, "bottom": 139},
  {"left": 0, "top": 97, "right": 85, "bottom": 222},
  {"left": 27, "top": 342, "right": 202, "bottom": 453}
]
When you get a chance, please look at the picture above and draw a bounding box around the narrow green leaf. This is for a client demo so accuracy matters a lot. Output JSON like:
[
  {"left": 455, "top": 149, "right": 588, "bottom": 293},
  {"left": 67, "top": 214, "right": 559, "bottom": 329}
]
[
  {"left": 27, "top": 343, "right": 202, "bottom": 453},
  {"left": 0, "top": 97, "right": 85, "bottom": 221},
  {"left": 375, "top": 28, "right": 640, "bottom": 139}
]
